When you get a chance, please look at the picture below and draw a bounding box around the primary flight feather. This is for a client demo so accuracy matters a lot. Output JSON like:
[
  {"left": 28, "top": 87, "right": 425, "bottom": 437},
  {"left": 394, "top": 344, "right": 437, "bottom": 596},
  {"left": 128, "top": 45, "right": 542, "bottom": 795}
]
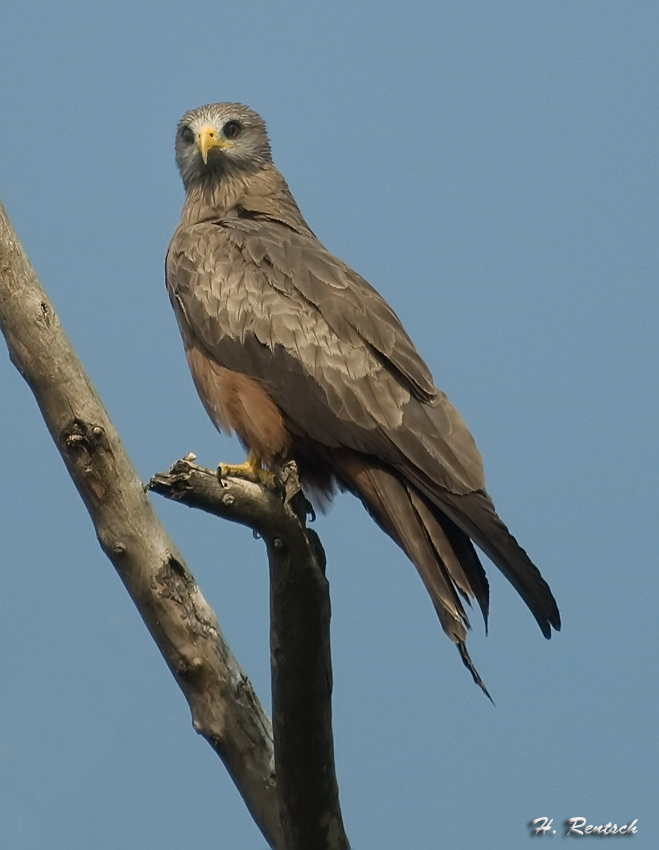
[{"left": 166, "top": 102, "right": 560, "bottom": 695}]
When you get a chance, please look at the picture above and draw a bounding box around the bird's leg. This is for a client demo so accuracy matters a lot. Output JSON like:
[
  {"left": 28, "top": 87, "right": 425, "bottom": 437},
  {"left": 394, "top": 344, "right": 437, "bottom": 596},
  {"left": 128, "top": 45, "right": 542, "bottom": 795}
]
[{"left": 218, "top": 450, "right": 277, "bottom": 488}]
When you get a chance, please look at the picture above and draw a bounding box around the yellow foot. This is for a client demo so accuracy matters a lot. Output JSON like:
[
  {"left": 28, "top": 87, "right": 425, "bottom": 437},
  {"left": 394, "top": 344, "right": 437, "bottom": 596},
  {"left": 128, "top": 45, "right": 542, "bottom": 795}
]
[{"left": 218, "top": 450, "right": 277, "bottom": 488}]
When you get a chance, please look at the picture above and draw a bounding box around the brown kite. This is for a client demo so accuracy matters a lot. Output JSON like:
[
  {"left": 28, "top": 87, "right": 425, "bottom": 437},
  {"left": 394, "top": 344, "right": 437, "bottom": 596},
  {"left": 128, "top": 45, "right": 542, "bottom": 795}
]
[{"left": 166, "top": 102, "right": 560, "bottom": 694}]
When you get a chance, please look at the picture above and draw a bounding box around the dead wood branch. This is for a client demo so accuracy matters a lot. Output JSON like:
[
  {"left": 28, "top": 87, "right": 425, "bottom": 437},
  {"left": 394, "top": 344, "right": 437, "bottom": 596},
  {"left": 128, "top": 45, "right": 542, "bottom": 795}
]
[
  {"left": 1, "top": 199, "right": 350, "bottom": 850},
  {"left": 0, "top": 201, "right": 284, "bottom": 850},
  {"left": 150, "top": 459, "right": 349, "bottom": 850}
]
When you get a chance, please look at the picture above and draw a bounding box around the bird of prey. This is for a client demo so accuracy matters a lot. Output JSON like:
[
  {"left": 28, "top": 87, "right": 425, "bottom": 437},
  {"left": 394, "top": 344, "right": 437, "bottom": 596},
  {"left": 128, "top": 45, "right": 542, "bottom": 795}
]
[{"left": 166, "top": 102, "right": 560, "bottom": 694}]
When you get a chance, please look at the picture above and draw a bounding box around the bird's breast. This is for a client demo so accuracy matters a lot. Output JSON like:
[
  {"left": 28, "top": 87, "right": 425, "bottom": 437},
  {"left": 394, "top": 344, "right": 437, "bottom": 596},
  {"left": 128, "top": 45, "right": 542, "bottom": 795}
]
[{"left": 184, "top": 340, "right": 291, "bottom": 462}]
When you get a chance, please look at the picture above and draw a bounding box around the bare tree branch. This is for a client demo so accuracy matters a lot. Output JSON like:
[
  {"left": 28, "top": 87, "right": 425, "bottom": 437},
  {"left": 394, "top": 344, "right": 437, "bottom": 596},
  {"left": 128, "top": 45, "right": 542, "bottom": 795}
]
[
  {"left": 0, "top": 200, "right": 285, "bottom": 850},
  {"left": 1, "top": 198, "right": 352, "bottom": 850},
  {"left": 150, "top": 460, "right": 350, "bottom": 850}
]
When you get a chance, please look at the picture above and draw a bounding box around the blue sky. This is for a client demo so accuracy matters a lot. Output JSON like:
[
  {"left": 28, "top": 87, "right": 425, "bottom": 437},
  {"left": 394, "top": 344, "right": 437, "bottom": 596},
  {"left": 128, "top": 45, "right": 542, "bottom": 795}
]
[{"left": 1, "top": 2, "right": 657, "bottom": 847}]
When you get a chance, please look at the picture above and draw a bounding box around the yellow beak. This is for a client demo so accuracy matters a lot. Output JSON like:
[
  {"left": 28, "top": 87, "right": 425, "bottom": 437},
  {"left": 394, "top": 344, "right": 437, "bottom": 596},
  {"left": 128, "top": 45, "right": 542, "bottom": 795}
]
[{"left": 197, "top": 125, "right": 225, "bottom": 164}]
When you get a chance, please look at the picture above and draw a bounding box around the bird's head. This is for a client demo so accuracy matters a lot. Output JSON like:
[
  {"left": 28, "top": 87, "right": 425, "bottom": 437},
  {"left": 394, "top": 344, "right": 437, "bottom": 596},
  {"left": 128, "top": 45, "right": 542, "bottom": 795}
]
[{"left": 175, "top": 102, "right": 272, "bottom": 189}]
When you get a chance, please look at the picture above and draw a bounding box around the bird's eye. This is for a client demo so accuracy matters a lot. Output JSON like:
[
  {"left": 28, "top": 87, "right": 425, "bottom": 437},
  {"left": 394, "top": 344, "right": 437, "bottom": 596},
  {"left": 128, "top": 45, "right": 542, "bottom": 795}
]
[
  {"left": 180, "top": 125, "right": 195, "bottom": 144},
  {"left": 223, "top": 120, "right": 242, "bottom": 140}
]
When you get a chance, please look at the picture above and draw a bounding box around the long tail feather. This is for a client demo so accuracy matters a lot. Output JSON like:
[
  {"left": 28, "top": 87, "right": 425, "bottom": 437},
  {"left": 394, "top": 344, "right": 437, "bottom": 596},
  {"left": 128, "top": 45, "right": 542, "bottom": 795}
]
[
  {"left": 333, "top": 452, "right": 492, "bottom": 695},
  {"left": 427, "top": 488, "right": 561, "bottom": 637},
  {"left": 458, "top": 642, "right": 494, "bottom": 704}
]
